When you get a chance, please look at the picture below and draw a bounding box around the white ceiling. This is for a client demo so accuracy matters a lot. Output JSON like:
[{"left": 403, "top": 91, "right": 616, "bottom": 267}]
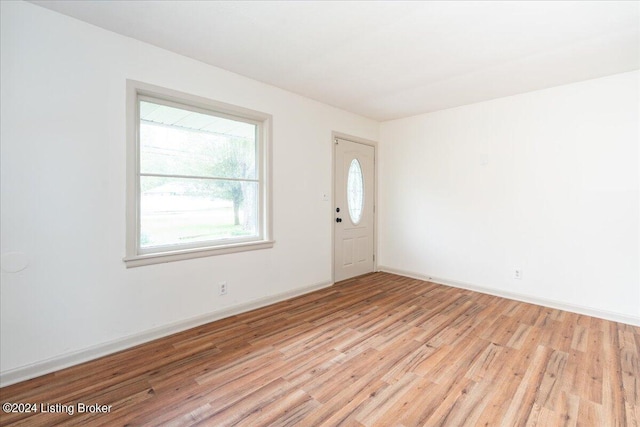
[{"left": 31, "top": 1, "right": 639, "bottom": 121}]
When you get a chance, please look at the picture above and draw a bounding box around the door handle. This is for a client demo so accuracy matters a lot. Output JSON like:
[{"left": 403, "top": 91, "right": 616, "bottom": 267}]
[{"left": 336, "top": 218, "right": 342, "bottom": 223}]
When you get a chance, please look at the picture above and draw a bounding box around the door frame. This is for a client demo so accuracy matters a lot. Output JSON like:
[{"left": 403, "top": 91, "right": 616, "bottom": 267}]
[{"left": 331, "top": 131, "right": 378, "bottom": 283}]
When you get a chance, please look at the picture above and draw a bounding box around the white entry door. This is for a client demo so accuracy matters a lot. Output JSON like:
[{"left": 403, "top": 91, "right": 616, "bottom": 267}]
[{"left": 334, "top": 138, "right": 375, "bottom": 282}]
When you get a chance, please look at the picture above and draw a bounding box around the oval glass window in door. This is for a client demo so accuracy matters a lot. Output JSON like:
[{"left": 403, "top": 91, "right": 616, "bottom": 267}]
[{"left": 347, "top": 158, "right": 364, "bottom": 224}]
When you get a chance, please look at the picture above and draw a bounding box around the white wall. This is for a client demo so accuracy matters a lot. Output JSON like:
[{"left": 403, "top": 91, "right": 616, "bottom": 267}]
[
  {"left": 379, "top": 70, "right": 640, "bottom": 324},
  {"left": 0, "top": 1, "right": 378, "bottom": 382}
]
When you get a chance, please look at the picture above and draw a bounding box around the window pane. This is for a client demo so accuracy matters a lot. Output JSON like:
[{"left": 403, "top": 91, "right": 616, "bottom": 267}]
[
  {"left": 140, "top": 176, "right": 258, "bottom": 249},
  {"left": 347, "top": 159, "right": 364, "bottom": 224},
  {"left": 139, "top": 101, "right": 257, "bottom": 180}
]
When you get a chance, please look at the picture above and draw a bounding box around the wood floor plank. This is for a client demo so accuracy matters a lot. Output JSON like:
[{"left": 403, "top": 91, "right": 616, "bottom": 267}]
[
  {"left": 602, "top": 323, "right": 627, "bottom": 427},
  {"left": 1, "top": 272, "right": 637, "bottom": 427},
  {"left": 539, "top": 350, "right": 569, "bottom": 411},
  {"left": 585, "top": 329, "right": 605, "bottom": 404},
  {"left": 352, "top": 373, "right": 417, "bottom": 426},
  {"left": 419, "top": 376, "right": 479, "bottom": 426},
  {"left": 500, "top": 344, "right": 553, "bottom": 427},
  {"left": 301, "top": 376, "right": 384, "bottom": 426},
  {"left": 577, "top": 399, "right": 604, "bottom": 426}
]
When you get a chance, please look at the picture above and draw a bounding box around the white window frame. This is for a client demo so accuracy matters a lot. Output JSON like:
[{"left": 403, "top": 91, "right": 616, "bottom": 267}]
[{"left": 124, "top": 80, "right": 273, "bottom": 268}]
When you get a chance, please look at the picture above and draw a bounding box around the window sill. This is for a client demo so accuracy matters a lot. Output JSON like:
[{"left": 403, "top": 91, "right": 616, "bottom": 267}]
[{"left": 123, "top": 240, "right": 275, "bottom": 268}]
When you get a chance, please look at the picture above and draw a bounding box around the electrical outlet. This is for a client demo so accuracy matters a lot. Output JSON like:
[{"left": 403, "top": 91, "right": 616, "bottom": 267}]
[
  {"left": 218, "top": 281, "right": 227, "bottom": 295},
  {"left": 513, "top": 269, "right": 523, "bottom": 280}
]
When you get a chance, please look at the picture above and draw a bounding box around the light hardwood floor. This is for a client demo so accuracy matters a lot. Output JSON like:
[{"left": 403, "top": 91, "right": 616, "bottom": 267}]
[{"left": 0, "top": 272, "right": 638, "bottom": 426}]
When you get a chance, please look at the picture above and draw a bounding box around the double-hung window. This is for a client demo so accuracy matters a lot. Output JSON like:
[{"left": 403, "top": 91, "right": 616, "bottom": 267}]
[{"left": 125, "top": 81, "right": 273, "bottom": 267}]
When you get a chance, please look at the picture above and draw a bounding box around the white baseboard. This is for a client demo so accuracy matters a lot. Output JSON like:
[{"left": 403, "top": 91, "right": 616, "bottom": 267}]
[
  {"left": 0, "top": 280, "right": 333, "bottom": 388},
  {"left": 378, "top": 266, "right": 640, "bottom": 327}
]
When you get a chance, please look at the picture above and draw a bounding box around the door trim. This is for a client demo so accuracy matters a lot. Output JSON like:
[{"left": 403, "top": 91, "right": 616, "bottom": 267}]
[{"left": 331, "top": 131, "right": 378, "bottom": 283}]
